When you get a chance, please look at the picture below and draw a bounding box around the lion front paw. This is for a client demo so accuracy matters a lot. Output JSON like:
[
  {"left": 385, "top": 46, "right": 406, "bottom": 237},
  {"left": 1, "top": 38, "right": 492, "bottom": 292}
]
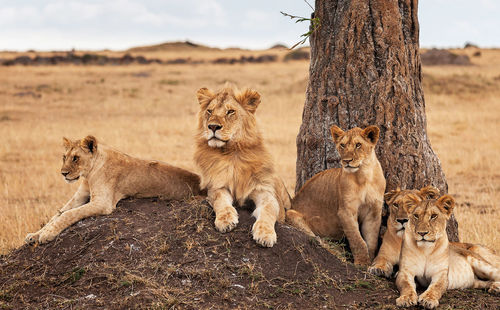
[
  {"left": 214, "top": 208, "right": 239, "bottom": 233},
  {"left": 488, "top": 282, "right": 500, "bottom": 294},
  {"left": 418, "top": 292, "right": 440, "bottom": 309},
  {"left": 252, "top": 221, "right": 277, "bottom": 247},
  {"left": 25, "top": 232, "right": 40, "bottom": 244},
  {"left": 396, "top": 292, "right": 418, "bottom": 307},
  {"left": 368, "top": 262, "right": 393, "bottom": 278},
  {"left": 353, "top": 254, "right": 371, "bottom": 266}
]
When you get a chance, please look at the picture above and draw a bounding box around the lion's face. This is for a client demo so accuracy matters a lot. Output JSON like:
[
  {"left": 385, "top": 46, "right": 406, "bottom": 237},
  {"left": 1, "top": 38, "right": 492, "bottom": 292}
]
[
  {"left": 385, "top": 186, "right": 440, "bottom": 237},
  {"left": 196, "top": 86, "right": 261, "bottom": 148},
  {"left": 329, "top": 125, "right": 380, "bottom": 172},
  {"left": 61, "top": 136, "right": 97, "bottom": 183},
  {"left": 403, "top": 194, "right": 455, "bottom": 246}
]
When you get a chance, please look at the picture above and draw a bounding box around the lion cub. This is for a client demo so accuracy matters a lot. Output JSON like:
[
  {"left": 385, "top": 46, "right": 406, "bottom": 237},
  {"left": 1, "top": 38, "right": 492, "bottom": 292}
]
[
  {"left": 287, "top": 125, "right": 385, "bottom": 265},
  {"left": 368, "top": 186, "right": 440, "bottom": 277},
  {"left": 194, "top": 85, "right": 291, "bottom": 247},
  {"left": 396, "top": 194, "right": 500, "bottom": 309},
  {"left": 26, "top": 136, "right": 203, "bottom": 244}
]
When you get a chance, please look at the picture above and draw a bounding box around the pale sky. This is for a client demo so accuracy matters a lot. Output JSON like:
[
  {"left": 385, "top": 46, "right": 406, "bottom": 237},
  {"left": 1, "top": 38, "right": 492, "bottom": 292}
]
[{"left": 0, "top": 0, "right": 498, "bottom": 51}]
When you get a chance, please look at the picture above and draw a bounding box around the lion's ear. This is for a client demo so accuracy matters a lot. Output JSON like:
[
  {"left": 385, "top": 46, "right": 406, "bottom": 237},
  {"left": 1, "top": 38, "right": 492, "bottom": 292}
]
[
  {"left": 419, "top": 185, "right": 440, "bottom": 200},
  {"left": 81, "top": 135, "right": 97, "bottom": 154},
  {"left": 362, "top": 125, "right": 380, "bottom": 144},
  {"left": 196, "top": 87, "right": 214, "bottom": 107},
  {"left": 403, "top": 193, "right": 421, "bottom": 215},
  {"left": 235, "top": 88, "right": 261, "bottom": 113},
  {"left": 436, "top": 195, "right": 455, "bottom": 217},
  {"left": 63, "top": 137, "right": 72, "bottom": 149},
  {"left": 384, "top": 187, "right": 401, "bottom": 204},
  {"left": 330, "top": 125, "right": 344, "bottom": 143}
]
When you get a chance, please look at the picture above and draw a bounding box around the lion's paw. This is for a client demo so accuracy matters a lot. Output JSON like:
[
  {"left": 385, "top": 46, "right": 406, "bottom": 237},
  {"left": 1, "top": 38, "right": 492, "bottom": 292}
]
[
  {"left": 214, "top": 208, "right": 238, "bottom": 233},
  {"left": 368, "top": 262, "right": 393, "bottom": 278},
  {"left": 252, "top": 221, "right": 277, "bottom": 247},
  {"left": 488, "top": 282, "right": 500, "bottom": 294},
  {"left": 353, "top": 255, "right": 371, "bottom": 267},
  {"left": 396, "top": 293, "right": 418, "bottom": 307},
  {"left": 418, "top": 292, "right": 440, "bottom": 309},
  {"left": 25, "top": 232, "right": 40, "bottom": 244}
]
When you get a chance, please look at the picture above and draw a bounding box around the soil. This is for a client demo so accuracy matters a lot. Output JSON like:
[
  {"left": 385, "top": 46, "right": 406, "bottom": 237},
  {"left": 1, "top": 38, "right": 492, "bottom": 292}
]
[{"left": 0, "top": 197, "right": 498, "bottom": 309}]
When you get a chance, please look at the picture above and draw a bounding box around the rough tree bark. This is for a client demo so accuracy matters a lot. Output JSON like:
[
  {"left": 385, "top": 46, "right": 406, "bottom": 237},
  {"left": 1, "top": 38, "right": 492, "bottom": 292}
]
[{"left": 296, "top": 0, "right": 459, "bottom": 241}]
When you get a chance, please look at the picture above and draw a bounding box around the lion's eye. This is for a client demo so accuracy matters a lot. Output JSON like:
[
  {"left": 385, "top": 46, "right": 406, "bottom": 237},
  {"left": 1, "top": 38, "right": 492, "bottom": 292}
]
[
  {"left": 226, "top": 109, "right": 235, "bottom": 115},
  {"left": 393, "top": 203, "right": 399, "bottom": 209},
  {"left": 340, "top": 143, "right": 345, "bottom": 149},
  {"left": 430, "top": 214, "right": 438, "bottom": 220},
  {"left": 72, "top": 155, "right": 79, "bottom": 162},
  {"left": 356, "top": 143, "right": 362, "bottom": 149},
  {"left": 206, "top": 109, "right": 212, "bottom": 115},
  {"left": 413, "top": 214, "right": 419, "bottom": 220},
  {"left": 63, "top": 155, "right": 67, "bottom": 161}
]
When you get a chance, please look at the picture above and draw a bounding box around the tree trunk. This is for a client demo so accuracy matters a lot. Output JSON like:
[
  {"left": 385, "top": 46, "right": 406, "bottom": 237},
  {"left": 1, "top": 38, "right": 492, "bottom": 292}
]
[{"left": 296, "top": 0, "right": 459, "bottom": 241}]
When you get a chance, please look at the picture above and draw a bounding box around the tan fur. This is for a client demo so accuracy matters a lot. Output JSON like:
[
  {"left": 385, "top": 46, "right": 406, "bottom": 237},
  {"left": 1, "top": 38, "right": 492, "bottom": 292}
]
[
  {"left": 25, "top": 136, "right": 203, "bottom": 244},
  {"left": 396, "top": 195, "right": 500, "bottom": 309},
  {"left": 194, "top": 85, "right": 291, "bottom": 247},
  {"left": 286, "top": 125, "right": 386, "bottom": 265},
  {"left": 368, "top": 186, "right": 440, "bottom": 277}
]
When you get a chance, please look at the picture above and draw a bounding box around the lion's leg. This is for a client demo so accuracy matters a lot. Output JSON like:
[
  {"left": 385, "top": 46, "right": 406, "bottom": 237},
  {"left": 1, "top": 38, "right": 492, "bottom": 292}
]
[
  {"left": 361, "top": 210, "right": 382, "bottom": 260},
  {"left": 368, "top": 235, "right": 397, "bottom": 278},
  {"left": 396, "top": 270, "right": 418, "bottom": 307},
  {"left": 208, "top": 188, "right": 238, "bottom": 233},
  {"left": 468, "top": 255, "right": 500, "bottom": 282},
  {"left": 26, "top": 197, "right": 115, "bottom": 244},
  {"left": 249, "top": 189, "right": 280, "bottom": 247},
  {"left": 286, "top": 209, "right": 315, "bottom": 237},
  {"left": 48, "top": 181, "right": 90, "bottom": 223},
  {"left": 337, "top": 208, "right": 370, "bottom": 265},
  {"left": 418, "top": 269, "right": 448, "bottom": 309}
]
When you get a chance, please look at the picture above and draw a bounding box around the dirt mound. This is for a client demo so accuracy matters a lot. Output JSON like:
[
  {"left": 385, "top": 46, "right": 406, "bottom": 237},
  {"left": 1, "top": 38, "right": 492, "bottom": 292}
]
[
  {"left": 421, "top": 48, "right": 471, "bottom": 66},
  {"left": 127, "top": 41, "right": 215, "bottom": 52},
  {"left": 1, "top": 198, "right": 498, "bottom": 309}
]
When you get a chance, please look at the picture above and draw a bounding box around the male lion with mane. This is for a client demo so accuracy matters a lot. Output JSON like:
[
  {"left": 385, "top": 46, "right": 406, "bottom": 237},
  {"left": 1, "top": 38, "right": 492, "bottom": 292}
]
[
  {"left": 396, "top": 194, "right": 500, "bottom": 309},
  {"left": 286, "top": 125, "right": 385, "bottom": 265},
  {"left": 194, "top": 84, "right": 291, "bottom": 247},
  {"left": 25, "top": 135, "right": 203, "bottom": 244}
]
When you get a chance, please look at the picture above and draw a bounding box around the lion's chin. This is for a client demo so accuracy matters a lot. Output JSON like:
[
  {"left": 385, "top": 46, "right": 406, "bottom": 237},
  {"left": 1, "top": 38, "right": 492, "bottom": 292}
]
[
  {"left": 208, "top": 138, "right": 227, "bottom": 148},
  {"left": 64, "top": 176, "right": 80, "bottom": 183}
]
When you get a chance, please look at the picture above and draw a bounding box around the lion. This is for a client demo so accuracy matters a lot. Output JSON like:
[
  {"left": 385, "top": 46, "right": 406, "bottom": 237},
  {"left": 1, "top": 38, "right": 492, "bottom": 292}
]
[
  {"left": 194, "top": 85, "right": 291, "bottom": 247},
  {"left": 396, "top": 194, "right": 500, "bottom": 309},
  {"left": 25, "top": 135, "right": 203, "bottom": 244},
  {"left": 368, "top": 185, "right": 440, "bottom": 277},
  {"left": 286, "top": 125, "right": 385, "bottom": 265}
]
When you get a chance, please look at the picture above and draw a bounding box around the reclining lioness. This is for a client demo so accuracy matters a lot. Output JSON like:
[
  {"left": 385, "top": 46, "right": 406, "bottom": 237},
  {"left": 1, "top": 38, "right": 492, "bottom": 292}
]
[
  {"left": 396, "top": 194, "right": 500, "bottom": 309},
  {"left": 286, "top": 125, "right": 385, "bottom": 265},
  {"left": 368, "top": 186, "right": 440, "bottom": 277},
  {"left": 25, "top": 135, "right": 203, "bottom": 244}
]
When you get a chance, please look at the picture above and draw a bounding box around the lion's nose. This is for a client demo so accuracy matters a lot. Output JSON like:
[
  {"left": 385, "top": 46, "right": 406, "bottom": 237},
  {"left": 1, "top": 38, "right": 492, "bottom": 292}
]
[
  {"left": 61, "top": 172, "right": 69, "bottom": 177},
  {"left": 396, "top": 219, "right": 408, "bottom": 225},
  {"left": 418, "top": 231, "right": 429, "bottom": 237},
  {"left": 208, "top": 124, "right": 222, "bottom": 132}
]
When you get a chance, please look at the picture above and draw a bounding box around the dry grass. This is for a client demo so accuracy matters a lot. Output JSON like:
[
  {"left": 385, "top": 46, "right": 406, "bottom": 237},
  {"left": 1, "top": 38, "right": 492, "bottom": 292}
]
[{"left": 1, "top": 47, "right": 499, "bottom": 254}]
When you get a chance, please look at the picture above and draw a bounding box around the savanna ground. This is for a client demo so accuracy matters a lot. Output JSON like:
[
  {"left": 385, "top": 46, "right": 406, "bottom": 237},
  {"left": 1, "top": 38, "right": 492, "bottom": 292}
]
[{"left": 0, "top": 45, "right": 499, "bottom": 257}]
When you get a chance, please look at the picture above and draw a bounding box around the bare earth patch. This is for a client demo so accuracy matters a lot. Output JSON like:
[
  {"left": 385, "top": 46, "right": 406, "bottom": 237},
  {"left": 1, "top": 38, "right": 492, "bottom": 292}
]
[{"left": 1, "top": 197, "right": 498, "bottom": 309}]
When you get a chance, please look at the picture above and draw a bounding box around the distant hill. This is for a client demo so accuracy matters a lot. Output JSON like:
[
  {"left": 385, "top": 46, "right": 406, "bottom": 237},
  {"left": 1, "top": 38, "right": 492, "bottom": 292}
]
[{"left": 127, "top": 40, "right": 218, "bottom": 52}]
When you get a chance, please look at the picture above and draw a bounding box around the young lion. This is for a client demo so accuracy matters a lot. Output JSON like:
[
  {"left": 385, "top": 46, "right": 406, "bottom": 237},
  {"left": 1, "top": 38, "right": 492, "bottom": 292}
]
[
  {"left": 396, "top": 194, "right": 500, "bottom": 309},
  {"left": 286, "top": 125, "right": 385, "bottom": 265},
  {"left": 368, "top": 186, "right": 440, "bottom": 277},
  {"left": 25, "top": 136, "right": 203, "bottom": 244},
  {"left": 194, "top": 85, "right": 291, "bottom": 247}
]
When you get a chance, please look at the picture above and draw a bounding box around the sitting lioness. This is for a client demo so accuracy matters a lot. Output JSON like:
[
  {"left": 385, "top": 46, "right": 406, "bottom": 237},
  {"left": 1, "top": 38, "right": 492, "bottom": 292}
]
[
  {"left": 396, "top": 194, "right": 500, "bottom": 309},
  {"left": 194, "top": 85, "right": 291, "bottom": 247},
  {"left": 286, "top": 125, "right": 385, "bottom": 265},
  {"left": 368, "top": 186, "right": 440, "bottom": 277},
  {"left": 26, "top": 135, "right": 203, "bottom": 244}
]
